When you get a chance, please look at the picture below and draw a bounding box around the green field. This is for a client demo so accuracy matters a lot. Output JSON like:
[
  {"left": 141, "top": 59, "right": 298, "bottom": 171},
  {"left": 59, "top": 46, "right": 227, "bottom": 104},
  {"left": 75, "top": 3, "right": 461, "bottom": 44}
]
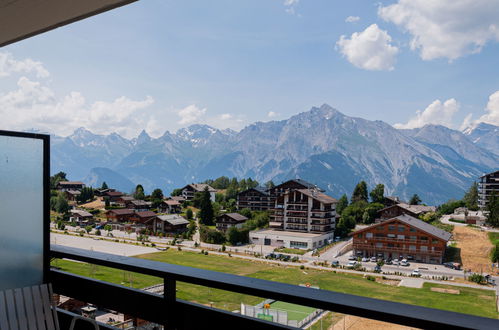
[
  {"left": 52, "top": 249, "right": 498, "bottom": 319},
  {"left": 274, "top": 247, "right": 307, "bottom": 255},
  {"left": 489, "top": 232, "right": 499, "bottom": 245},
  {"left": 269, "top": 301, "right": 316, "bottom": 321}
]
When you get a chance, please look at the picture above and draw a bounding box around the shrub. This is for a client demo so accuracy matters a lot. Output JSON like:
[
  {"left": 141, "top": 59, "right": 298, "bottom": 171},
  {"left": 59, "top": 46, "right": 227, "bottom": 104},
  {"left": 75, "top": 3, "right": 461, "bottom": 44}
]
[
  {"left": 95, "top": 229, "right": 101, "bottom": 236},
  {"left": 469, "top": 273, "right": 485, "bottom": 284},
  {"left": 300, "top": 265, "right": 305, "bottom": 270}
]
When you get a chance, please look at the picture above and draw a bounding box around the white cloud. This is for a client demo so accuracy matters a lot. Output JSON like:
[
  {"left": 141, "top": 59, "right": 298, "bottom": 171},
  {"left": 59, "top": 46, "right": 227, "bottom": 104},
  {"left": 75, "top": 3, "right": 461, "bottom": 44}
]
[
  {"left": 220, "top": 113, "right": 233, "bottom": 120},
  {"left": 284, "top": 0, "right": 299, "bottom": 15},
  {"left": 177, "top": 105, "right": 207, "bottom": 125},
  {"left": 0, "top": 52, "right": 50, "bottom": 78},
  {"left": 336, "top": 24, "right": 399, "bottom": 71},
  {"left": 379, "top": 0, "right": 499, "bottom": 61},
  {"left": 394, "top": 98, "right": 459, "bottom": 129},
  {"left": 267, "top": 111, "right": 279, "bottom": 118},
  {"left": 345, "top": 16, "right": 360, "bottom": 23},
  {"left": 0, "top": 76, "right": 156, "bottom": 138},
  {"left": 477, "top": 90, "right": 499, "bottom": 126}
]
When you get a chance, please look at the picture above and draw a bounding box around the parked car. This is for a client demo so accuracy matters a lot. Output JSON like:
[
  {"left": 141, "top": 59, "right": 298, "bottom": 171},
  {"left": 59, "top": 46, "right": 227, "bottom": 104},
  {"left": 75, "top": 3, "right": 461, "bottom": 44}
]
[
  {"left": 331, "top": 260, "right": 340, "bottom": 266},
  {"left": 348, "top": 255, "right": 356, "bottom": 261},
  {"left": 347, "top": 260, "right": 358, "bottom": 268},
  {"left": 361, "top": 257, "right": 369, "bottom": 262},
  {"left": 385, "top": 259, "right": 393, "bottom": 265},
  {"left": 411, "top": 269, "right": 421, "bottom": 276},
  {"left": 407, "top": 255, "right": 414, "bottom": 260},
  {"left": 392, "top": 259, "right": 399, "bottom": 265},
  {"left": 369, "top": 256, "right": 376, "bottom": 262},
  {"left": 374, "top": 265, "right": 382, "bottom": 272},
  {"left": 400, "top": 259, "right": 410, "bottom": 266}
]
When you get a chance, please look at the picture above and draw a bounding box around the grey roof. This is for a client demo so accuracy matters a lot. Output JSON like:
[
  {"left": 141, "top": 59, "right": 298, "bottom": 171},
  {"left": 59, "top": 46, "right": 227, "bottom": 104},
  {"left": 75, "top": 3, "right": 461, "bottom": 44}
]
[
  {"left": 183, "top": 183, "right": 217, "bottom": 192},
  {"left": 120, "top": 196, "right": 135, "bottom": 201},
  {"left": 70, "top": 209, "right": 92, "bottom": 217},
  {"left": 66, "top": 189, "right": 81, "bottom": 195},
  {"left": 392, "top": 214, "right": 452, "bottom": 241},
  {"left": 220, "top": 213, "right": 248, "bottom": 222},
  {"left": 239, "top": 186, "right": 269, "bottom": 196},
  {"left": 131, "top": 200, "right": 152, "bottom": 207},
  {"left": 398, "top": 203, "right": 436, "bottom": 214},
  {"left": 156, "top": 214, "right": 189, "bottom": 226},
  {"left": 480, "top": 170, "right": 499, "bottom": 178}
]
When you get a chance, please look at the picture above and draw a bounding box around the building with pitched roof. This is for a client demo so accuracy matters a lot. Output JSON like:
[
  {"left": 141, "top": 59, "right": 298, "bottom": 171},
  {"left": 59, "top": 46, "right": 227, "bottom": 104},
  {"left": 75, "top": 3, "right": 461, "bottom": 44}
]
[
  {"left": 147, "top": 214, "right": 189, "bottom": 234},
  {"left": 351, "top": 214, "right": 451, "bottom": 264},
  {"left": 378, "top": 203, "right": 436, "bottom": 221},
  {"left": 216, "top": 213, "right": 248, "bottom": 232},
  {"left": 180, "top": 183, "right": 216, "bottom": 202},
  {"left": 236, "top": 187, "right": 270, "bottom": 211}
]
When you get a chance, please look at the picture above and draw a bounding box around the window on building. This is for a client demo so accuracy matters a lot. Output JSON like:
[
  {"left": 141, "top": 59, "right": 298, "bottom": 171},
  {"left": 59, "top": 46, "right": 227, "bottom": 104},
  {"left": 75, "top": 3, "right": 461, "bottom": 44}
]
[
  {"left": 388, "top": 225, "right": 395, "bottom": 231},
  {"left": 375, "top": 242, "right": 383, "bottom": 248},
  {"left": 432, "top": 239, "right": 438, "bottom": 244},
  {"left": 290, "top": 241, "right": 307, "bottom": 248},
  {"left": 376, "top": 226, "right": 384, "bottom": 231},
  {"left": 387, "top": 234, "right": 396, "bottom": 238},
  {"left": 409, "top": 245, "right": 416, "bottom": 251},
  {"left": 398, "top": 226, "right": 405, "bottom": 232},
  {"left": 357, "top": 233, "right": 363, "bottom": 238},
  {"left": 421, "top": 246, "right": 428, "bottom": 251},
  {"left": 420, "top": 236, "right": 428, "bottom": 241},
  {"left": 366, "top": 233, "right": 373, "bottom": 238},
  {"left": 410, "top": 236, "right": 417, "bottom": 241},
  {"left": 397, "top": 235, "right": 405, "bottom": 239},
  {"left": 410, "top": 227, "right": 416, "bottom": 232}
]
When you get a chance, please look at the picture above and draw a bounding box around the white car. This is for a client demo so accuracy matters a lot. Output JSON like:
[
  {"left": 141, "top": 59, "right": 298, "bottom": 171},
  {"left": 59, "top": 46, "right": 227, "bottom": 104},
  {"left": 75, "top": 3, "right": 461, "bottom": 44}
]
[
  {"left": 392, "top": 259, "right": 399, "bottom": 265},
  {"left": 347, "top": 260, "right": 358, "bottom": 267},
  {"left": 400, "top": 259, "right": 410, "bottom": 266},
  {"left": 361, "top": 257, "right": 369, "bottom": 262},
  {"left": 370, "top": 256, "right": 377, "bottom": 262},
  {"left": 348, "top": 255, "right": 356, "bottom": 261},
  {"left": 411, "top": 269, "right": 421, "bottom": 276}
]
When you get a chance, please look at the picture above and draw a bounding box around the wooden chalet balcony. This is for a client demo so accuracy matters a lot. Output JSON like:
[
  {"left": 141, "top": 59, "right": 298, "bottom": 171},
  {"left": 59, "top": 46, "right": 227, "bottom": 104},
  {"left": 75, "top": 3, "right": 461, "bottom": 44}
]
[
  {"left": 362, "top": 236, "right": 438, "bottom": 245},
  {"left": 353, "top": 243, "right": 443, "bottom": 256},
  {"left": 286, "top": 219, "right": 308, "bottom": 224},
  {"left": 286, "top": 201, "right": 308, "bottom": 205},
  {"left": 311, "top": 220, "right": 331, "bottom": 225}
]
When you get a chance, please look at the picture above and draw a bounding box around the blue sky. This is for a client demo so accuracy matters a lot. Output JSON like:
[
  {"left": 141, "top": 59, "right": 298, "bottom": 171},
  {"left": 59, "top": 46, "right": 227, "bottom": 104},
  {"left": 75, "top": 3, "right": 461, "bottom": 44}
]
[{"left": 1, "top": 0, "right": 499, "bottom": 138}]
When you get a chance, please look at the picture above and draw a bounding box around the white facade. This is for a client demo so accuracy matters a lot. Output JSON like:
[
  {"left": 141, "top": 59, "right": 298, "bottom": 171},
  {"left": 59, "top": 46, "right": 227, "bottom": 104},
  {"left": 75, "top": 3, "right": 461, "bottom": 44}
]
[{"left": 249, "top": 229, "right": 333, "bottom": 250}]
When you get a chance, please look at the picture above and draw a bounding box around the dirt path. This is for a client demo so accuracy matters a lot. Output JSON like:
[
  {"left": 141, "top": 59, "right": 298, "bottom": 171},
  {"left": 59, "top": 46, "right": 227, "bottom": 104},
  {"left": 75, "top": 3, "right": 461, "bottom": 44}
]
[
  {"left": 453, "top": 226, "right": 496, "bottom": 274},
  {"left": 333, "top": 315, "right": 418, "bottom": 330}
]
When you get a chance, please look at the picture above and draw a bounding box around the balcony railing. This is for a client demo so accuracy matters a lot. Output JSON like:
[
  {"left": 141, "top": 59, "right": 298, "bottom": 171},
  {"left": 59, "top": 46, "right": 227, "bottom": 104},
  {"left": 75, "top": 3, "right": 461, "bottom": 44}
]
[
  {"left": 49, "top": 245, "right": 498, "bottom": 330},
  {"left": 353, "top": 243, "right": 443, "bottom": 256}
]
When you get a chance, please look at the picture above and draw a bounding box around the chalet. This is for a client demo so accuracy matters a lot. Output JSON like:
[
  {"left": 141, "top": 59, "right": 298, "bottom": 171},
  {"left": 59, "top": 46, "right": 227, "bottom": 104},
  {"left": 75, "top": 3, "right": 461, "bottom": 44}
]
[
  {"left": 147, "top": 214, "right": 189, "bottom": 234},
  {"left": 69, "top": 209, "right": 93, "bottom": 226},
  {"left": 130, "top": 200, "right": 153, "bottom": 212},
  {"left": 351, "top": 214, "right": 451, "bottom": 264},
  {"left": 56, "top": 181, "right": 85, "bottom": 191},
  {"left": 378, "top": 203, "right": 436, "bottom": 221},
  {"left": 104, "top": 191, "right": 124, "bottom": 204},
  {"left": 216, "top": 213, "right": 248, "bottom": 232},
  {"left": 236, "top": 187, "right": 270, "bottom": 211},
  {"left": 180, "top": 184, "right": 216, "bottom": 202},
  {"left": 479, "top": 170, "right": 499, "bottom": 209},
  {"left": 171, "top": 196, "right": 186, "bottom": 203},
  {"left": 115, "top": 196, "right": 135, "bottom": 207},
  {"left": 65, "top": 189, "right": 81, "bottom": 202},
  {"left": 105, "top": 209, "right": 134, "bottom": 223},
  {"left": 158, "top": 200, "right": 182, "bottom": 214},
  {"left": 129, "top": 211, "right": 157, "bottom": 224},
  {"left": 383, "top": 196, "right": 403, "bottom": 207}
]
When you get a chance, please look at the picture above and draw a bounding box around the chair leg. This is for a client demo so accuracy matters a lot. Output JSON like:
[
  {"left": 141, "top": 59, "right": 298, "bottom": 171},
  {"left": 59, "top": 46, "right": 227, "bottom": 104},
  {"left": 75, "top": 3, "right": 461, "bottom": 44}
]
[{"left": 69, "top": 315, "right": 99, "bottom": 330}]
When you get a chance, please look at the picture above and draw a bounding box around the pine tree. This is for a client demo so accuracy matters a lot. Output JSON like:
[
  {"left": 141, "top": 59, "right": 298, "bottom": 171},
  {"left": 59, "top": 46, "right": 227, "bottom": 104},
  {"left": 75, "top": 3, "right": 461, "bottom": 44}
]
[
  {"left": 351, "top": 181, "right": 368, "bottom": 203},
  {"left": 337, "top": 194, "right": 348, "bottom": 215},
  {"left": 486, "top": 191, "right": 499, "bottom": 227},
  {"left": 199, "top": 187, "right": 214, "bottom": 225},
  {"left": 134, "top": 184, "right": 145, "bottom": 200},
  {"left": 265, "top": 180, "right": 275, "bottom": 189},
  {"left": 370, "top": 184, "right": 385, "bottom": 204},
  {"left": 101, "top": 181, "right": 109, "bottom": 189},
  {"left": 409, "top": 194, "right": 422, "bottom": 205},
  {"left": 463, "top": 182, "right": 479, "bottom": 210}
]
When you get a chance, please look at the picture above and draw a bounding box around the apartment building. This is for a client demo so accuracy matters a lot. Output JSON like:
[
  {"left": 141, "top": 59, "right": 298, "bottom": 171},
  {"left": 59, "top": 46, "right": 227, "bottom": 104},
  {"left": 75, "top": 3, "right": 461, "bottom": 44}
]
[
  {"left": 479, "top": 170, "right": 499, "bottom": 209},
  {"left": 236, "top": 187, "right": 270, "bottom": 211},
  {"left": 351, "top": 214, "right": 451, "bottom": 264}
]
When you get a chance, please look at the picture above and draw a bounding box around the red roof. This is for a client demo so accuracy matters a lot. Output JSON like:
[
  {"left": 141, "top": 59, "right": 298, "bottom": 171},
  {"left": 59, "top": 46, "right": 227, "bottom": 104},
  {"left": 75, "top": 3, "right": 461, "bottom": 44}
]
[
  {"left": 106, "top": 209, "right": 134, "bottom": 216},
  {"left": 133, "top": 211, "right": 156, "bottom": 218}
]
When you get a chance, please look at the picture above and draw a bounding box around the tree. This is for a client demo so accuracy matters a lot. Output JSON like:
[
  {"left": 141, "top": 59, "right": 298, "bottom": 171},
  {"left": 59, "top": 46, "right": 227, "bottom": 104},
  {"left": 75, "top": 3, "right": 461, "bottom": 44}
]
[
  {"left": 199, "top": 187, "right": 214, "bottom": 225},
  {"left": 55, "top": 192, "right": 70, "bottom": 214},
  {"left": 50, "top": 171, "right": 67, "bottom": 189},
  {"left": 409, "top": 194, "right": 422, "bottom": 205},
  {"left": 104, "top": 224, "right": 113, "bottom": 235},
  {"left": 185, "top": 208, "right": 193, "bottom": 220},
  {"left": 337, "top": 194, "right": 348, "bottom": 215},
  {"left": 486, "top": 191, "right": 499, "bottom": 227},
  {"left": 463, "top": 182, "right": 479, "bottom": 211},
  {"left": 134, "top": 184, "right": 145, "bottom": 200},
  {"left": 101, "top": 181, "right": 109, "bottom": 189},
  {"left": 151, "top": 188, "right": 164, "bottom": 200},
  {"left": 265, "top": 180, "right": 275, "bottom": 189},
  {"left": 192, "top": 192, "right": 204, "bottom": 208},
  {"left": 85, "top": 225, "right": 93, "bottom": 234},
  {"left": 341, "top": 201, "right": 368, "bottom": 224},
  {"left": 239, "top": 208, "right": 252, "bottom": 219},
  {"left": 351, "top": 181, "right": 368, "bottom": 203},
  {"left": 77, "top": 187, "right": 94, "bottom": 204},
  {"left": 362, "top": 203, "right": 384, "bottom": 224},
  {"left": 370, "top": 184, "right": 385, "bottom": 204},
  {"left": 491, "top": 244, "right": 499, "bottom": 263},
  {"left": 171, "top": 188, "right": 182, "bottom": 196}
]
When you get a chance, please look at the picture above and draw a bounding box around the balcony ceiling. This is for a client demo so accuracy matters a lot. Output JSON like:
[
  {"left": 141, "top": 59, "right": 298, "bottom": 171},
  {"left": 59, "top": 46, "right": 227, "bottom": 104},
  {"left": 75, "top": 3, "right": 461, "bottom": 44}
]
[{"left": 0, "top": 0, "right": 138, "bottom": 47}]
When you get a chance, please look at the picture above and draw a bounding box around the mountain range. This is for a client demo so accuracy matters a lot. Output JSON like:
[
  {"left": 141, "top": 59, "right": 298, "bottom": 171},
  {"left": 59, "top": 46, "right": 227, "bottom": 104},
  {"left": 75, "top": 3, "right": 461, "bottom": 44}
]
[{"left": 50, "top": 104, "right": 499, "bottom": 205}]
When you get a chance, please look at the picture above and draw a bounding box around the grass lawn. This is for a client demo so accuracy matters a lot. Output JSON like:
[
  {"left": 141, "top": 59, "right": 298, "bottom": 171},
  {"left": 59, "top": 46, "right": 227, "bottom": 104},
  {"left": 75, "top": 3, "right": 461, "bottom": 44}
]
[
  {"left": 269, "top": 301, "right": 316, "bottom": 321},
  {"left": 274, "top": 247, "right": 307, "bottom": 255},
  {"left": 489, "top": 232, "right": 499, "bottom": 245},
  {"left": 52, "top": 249, "right": 498, "bottom": 319}
]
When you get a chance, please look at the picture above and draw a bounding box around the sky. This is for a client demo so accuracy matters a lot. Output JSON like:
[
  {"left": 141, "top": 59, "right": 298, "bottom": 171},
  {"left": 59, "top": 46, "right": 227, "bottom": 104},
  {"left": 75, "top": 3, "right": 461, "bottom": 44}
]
[{"left": 1, "top": 0, "right": 499, "bottom": 138}]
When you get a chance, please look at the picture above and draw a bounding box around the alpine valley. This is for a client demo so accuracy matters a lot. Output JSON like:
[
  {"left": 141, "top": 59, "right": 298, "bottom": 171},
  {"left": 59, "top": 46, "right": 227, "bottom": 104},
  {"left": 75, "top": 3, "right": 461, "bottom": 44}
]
[{"left": 50, "top": 104, "right": 499, "bottom": 205}]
